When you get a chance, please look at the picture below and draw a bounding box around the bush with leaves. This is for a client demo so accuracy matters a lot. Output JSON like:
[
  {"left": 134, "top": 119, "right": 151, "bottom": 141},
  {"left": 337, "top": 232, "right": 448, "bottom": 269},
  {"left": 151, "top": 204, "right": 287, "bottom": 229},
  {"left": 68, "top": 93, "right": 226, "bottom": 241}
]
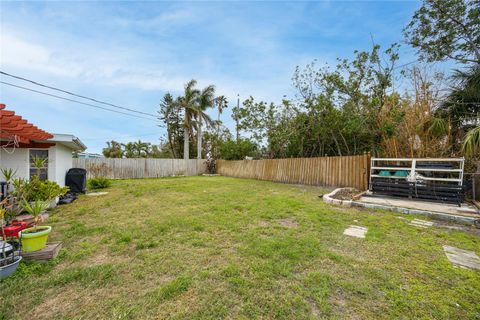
[
  {"left": 30, "top": 179, "right": 69, "bottom": 202},
  {"left": 87, "top": 177, "right": 112, "bottom": 190},
  {"left": 10, "top": 177, "right": 68, "bottom": 203},
  {"left": 218, "top": 139, "right": 258, "bottom": 160}
]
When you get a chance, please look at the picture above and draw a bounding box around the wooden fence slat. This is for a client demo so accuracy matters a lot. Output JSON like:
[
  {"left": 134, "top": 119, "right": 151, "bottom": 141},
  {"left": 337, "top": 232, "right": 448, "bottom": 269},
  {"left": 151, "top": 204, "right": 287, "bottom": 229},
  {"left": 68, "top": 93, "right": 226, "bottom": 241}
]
[
  {"left": 73, "top": 158, "right": 206, "bottom": 179},
  {"left": 216, "top": 155, "right": 370, "bottom": 190}
]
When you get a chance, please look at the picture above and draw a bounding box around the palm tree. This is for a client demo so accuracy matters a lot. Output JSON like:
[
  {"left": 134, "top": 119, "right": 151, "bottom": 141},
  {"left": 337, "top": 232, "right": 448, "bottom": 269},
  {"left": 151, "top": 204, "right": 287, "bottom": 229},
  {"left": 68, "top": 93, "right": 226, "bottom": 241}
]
[
  {"left": 463, "top": 126, "right": 480, "bottom": 172},
  {"left": 102, "top": 140, "right": 123, "bottom": 158},
  {"left": 178, "top": 80, "right": 200, "bottom": 160},
  {"left": 133, "top": 140, "right": 150, "bottom": 157},
  {"left": 215, "top": 95, "right": 228, "bottom": 123},
  {"left": 196, "top": 85, "right": 215, "bottom": 159},
  {"left": 439, "top": 65, "right": 480, "bottom": 151},
  {"left": 122, "top": 142, "right": 136, "bottom": 158}
]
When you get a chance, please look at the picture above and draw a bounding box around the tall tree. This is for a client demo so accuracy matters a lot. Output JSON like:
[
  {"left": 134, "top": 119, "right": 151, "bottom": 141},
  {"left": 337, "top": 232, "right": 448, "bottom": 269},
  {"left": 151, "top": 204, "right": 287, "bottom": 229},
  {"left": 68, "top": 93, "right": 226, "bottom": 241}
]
[
  {"left": 463, "top": 126, "right": 480, "bottom": 156},
  {"left": 231, "top": 95, "right": 241, "bottom": 142},
  {"left": 102, "top": 140, "right": 123, "bottom": 158},
  {"left": 215, "top": 95, "right": 228, "bottom": 124},
  {"left": 291, "top": 44, "right": 399, "bottom": 156},
  {"left": 178, "top": 80, "right": 200, "bottom": 160},
  {"left": 196, "top": 85, "right": 215, "bottom": 159},
  {"left": 133, "top": 140, "right": 150, "bottom": 157},
  {"left": 463, "top": 126, "right": 480, "bottom": 173},
  {"left": 122, "top": 142, "right": 136, "bottom": 158},
  {"left": 438, "top": 65, "right": 480, "bottom": 150},
  {"left": 403, "top": 0, "right": 480, "bottom": 64},
  {"left": 158, "top": 93, "right": 183, "bottom": 158}
]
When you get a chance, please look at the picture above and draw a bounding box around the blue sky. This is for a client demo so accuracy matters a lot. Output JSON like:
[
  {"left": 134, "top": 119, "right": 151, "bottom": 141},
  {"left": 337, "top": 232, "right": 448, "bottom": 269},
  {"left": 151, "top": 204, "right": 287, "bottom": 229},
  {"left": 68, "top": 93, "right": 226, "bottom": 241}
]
[{"left": 1, "top": 1, "right": 423, "bottom": 153}]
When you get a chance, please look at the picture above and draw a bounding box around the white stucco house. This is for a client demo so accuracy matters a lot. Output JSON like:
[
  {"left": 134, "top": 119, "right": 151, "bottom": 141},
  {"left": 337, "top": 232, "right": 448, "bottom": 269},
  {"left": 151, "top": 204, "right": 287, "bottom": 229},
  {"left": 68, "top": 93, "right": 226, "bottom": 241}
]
[
  {"left": 0, "top": 104, "right": 86, "bottom": 187},
  {"left": 0, "top": 134, "right": 86, "bottom": 187}
]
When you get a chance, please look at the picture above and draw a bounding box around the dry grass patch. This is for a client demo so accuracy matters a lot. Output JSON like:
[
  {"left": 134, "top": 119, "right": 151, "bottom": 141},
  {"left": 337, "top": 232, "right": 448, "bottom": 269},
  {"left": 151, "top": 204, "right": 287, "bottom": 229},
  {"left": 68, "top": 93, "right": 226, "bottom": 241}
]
[{"left": 277, "top": 217, "right": 298, "bottom": 228}]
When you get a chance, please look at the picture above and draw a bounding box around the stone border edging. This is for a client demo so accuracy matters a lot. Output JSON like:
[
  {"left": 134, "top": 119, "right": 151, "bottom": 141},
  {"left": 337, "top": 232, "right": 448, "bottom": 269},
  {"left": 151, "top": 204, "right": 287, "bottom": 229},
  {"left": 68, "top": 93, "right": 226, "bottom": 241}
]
[
  {"left": 350, "top": 201, "right": 478, "bottom": 225},
  {"left": 322, "top": 188, "right": 479, "bottom": 225},
  {"left": 322, "top": 188, "right": 354, "bottom": 207}
]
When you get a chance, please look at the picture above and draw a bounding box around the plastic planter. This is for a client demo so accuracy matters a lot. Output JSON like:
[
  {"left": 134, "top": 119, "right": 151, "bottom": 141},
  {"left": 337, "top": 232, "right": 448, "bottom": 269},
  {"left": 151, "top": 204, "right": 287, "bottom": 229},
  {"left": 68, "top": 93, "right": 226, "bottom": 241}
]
[
  {"left": 19, "top": 226, "right": 52, "bottom": 252},
  {"left": 4, "top": 222, "right": 28, "bottom": 238},
  {"left": 0, "top": 256, "right": 22, "bottom": 279}
]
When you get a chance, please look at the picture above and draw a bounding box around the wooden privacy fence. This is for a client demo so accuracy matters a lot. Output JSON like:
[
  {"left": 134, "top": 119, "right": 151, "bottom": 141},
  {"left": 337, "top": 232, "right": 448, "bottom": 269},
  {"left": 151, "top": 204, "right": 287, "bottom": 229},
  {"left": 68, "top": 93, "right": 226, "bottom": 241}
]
[
  {"left": 217, "top": 154, "right": 370, "bottom": 190},
  {"left": 73, "top": 158, "right": 206, "bottom": 179}
]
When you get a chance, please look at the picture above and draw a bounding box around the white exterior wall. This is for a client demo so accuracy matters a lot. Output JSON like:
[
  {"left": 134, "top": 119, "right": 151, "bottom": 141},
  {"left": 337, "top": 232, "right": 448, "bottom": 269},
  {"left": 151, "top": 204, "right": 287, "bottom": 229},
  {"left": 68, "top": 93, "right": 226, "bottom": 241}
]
[
  {"left": 0, "top": 144, "right": 73, "bottom": 186},
  {"left": 47, "top": 146, "right": 56, "bottom": 182},
  {"left": 0, "top": 148, "right": 29, "bottom": 180},
  {"left": 52, "top": 144, "right": 73, "bottom": 187}
]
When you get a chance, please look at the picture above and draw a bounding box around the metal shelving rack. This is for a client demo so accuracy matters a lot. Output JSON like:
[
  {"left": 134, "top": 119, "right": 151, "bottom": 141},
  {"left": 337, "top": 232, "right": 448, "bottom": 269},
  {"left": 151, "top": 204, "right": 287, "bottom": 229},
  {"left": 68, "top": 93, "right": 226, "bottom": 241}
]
[{"left": 369, "top": 158, "right": 465, "bottom": 205}]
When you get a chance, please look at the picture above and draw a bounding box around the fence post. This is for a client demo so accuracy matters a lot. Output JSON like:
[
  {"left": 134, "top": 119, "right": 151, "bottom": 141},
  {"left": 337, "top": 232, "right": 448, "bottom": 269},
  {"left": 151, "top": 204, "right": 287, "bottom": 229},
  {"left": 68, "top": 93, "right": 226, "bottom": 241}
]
[
  {"left": 474, "top": 173, "right": 480, "bottom": 202},
  {"left": 144, "top": 158, "right": 147, "bottom": 178},
  {"left": 361, "top": 152, "right": 368, "bottom": 190}
]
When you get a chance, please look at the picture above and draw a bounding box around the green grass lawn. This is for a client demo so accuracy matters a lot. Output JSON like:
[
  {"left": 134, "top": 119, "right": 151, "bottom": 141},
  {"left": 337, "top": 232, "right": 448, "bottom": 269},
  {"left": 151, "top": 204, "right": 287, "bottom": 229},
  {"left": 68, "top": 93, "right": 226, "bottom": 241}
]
[{"left": 1, "top": 176, "right": 479, "bottom": 319}]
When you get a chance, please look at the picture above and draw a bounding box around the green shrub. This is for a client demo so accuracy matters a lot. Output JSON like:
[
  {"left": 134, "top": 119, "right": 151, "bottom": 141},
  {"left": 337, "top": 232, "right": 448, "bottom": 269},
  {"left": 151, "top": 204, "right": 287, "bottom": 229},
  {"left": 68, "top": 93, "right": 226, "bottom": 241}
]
[
  {"left": 11, "top": 176, "right": 68, "bottom": 202},
  {"left": 88, "top": 177, "right": 112, "bottom": 190},
  {"left": 31, "top": 179, "right": 69, "bottom": 201},
  {"left": 218, "top": 138, "right": 258, "bottom": 160}
]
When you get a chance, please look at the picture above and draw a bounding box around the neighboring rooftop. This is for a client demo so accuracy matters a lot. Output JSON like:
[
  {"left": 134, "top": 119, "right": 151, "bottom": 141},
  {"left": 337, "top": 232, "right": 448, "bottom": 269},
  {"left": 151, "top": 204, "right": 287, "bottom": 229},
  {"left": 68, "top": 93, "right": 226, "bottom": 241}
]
[
  {"left": 46, "top": 133, "right": 86, "bottom": 151},
  {"left": 77, "top": 152, "right": 103, "bottom": 159}
]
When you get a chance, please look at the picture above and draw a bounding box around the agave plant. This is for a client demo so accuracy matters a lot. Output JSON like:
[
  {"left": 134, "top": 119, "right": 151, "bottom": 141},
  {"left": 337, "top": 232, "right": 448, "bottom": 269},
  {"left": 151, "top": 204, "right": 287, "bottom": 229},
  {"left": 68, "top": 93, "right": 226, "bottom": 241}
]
[
  {"left": 20, "top": 200, "right": 49, "bottom": 232},
  {"left": 0, "top": 168, "right": 16, "bottom": 203},
  {"left": 31, "top": 156, "right": 48, "bottom": 178},
  {"left": 0, "top": 168, "right": 16, "bottom": 183}
]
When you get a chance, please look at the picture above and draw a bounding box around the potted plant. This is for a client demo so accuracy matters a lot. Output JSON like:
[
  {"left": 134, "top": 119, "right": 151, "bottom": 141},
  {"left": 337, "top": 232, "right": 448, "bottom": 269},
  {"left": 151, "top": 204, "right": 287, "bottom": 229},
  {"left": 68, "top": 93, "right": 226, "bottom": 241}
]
[
  {"left": 18, "top": 200, "right": 51, "bottom": 252},
  {"left": 0, "top": 207, "right": 22, "bottom": 279}
]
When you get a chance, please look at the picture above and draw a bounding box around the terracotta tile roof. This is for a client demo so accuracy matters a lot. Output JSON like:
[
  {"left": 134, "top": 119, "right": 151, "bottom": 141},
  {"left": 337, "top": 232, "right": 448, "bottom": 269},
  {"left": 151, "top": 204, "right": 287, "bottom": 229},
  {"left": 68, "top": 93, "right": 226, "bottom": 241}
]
[{"left": 0, "top": 103, "right": 53, "bottom": 143}]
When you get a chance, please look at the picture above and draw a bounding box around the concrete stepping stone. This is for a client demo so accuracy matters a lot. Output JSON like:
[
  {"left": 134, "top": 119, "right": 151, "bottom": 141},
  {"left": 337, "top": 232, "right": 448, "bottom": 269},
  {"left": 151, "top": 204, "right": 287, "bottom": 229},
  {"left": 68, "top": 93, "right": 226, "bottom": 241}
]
[
  {"left": 343, "top": 225, "right": 368, "bottom": 238},
  {"left": 86, "top": 192, "right": 109, "bottom": 197},
  {"left": 409, "top": 219, "right": 433, "bottom": 228},
  {"left": 443, "top": 245, "right": 480, "bottom": 270}
]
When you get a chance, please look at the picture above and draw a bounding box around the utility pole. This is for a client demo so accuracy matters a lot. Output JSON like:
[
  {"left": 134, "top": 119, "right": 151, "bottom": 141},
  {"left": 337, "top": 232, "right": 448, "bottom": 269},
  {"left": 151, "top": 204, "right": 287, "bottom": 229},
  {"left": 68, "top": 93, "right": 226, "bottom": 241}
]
[{"left": 235, "top": 94, "right": 240, "bottom": 142}]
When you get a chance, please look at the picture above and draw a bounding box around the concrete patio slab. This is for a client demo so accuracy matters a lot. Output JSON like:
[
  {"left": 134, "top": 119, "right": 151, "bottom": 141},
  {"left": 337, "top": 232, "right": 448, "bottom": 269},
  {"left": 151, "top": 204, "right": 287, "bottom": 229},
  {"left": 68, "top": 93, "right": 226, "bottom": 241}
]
[
  {"left": 353, "top": 194, "right": 479, "bottom": 225},
  {"left": 443, "top": 245, "right": 480, "bottom": 270},
  {"left": 343, "top": 225, "right": 368, "bottom": 238}
]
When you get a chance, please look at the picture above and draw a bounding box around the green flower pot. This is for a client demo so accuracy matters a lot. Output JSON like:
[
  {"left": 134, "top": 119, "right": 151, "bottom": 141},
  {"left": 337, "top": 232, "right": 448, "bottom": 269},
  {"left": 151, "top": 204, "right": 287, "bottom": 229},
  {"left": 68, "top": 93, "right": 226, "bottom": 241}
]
[{"left": 19, "top": 226, "right": 52, "bottom": 252}]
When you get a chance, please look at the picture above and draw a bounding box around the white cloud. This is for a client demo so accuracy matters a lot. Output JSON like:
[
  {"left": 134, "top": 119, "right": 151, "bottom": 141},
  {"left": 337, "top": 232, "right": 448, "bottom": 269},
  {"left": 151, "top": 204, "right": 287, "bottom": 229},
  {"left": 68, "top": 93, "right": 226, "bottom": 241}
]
[
  {"left": 1, "top": 32, "right": 80, "bottom": 77},
  {"left": 1, "top": 23, "right": 300, "bottom": 104}
]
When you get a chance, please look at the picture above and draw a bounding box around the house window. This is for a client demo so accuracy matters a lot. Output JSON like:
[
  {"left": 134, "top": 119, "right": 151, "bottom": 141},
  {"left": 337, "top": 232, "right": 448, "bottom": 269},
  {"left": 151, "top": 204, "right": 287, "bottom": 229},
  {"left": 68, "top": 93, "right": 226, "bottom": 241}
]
[{"left": 29, "top": 149, "right": 49, "bottom": 181}]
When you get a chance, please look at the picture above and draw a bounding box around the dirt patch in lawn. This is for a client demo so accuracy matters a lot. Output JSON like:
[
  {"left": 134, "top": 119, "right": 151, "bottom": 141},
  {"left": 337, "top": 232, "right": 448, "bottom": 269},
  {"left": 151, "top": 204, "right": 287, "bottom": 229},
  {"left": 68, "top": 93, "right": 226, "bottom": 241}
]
[
  {"left": 31, "top": 287, "right": 113, "bottom": 319},
  {"left": 277, "top": 217, "right": 298, "bottom": 228},
  {"left": 257, "top": 220, "right": 270, "bottom": 227}
]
